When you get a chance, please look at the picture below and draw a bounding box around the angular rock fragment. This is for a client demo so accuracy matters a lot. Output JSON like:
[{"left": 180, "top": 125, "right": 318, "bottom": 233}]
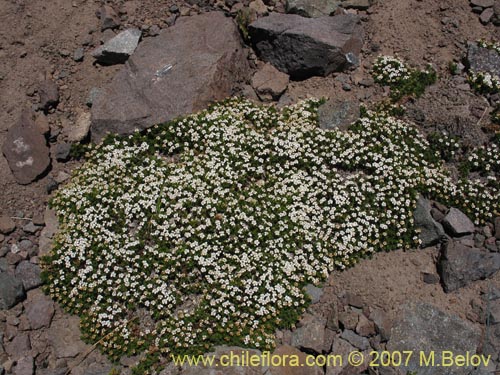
[
  {"left": 38, "top": 80, "right": 59, "bottom": 112},
  {"left": 286, "top": 0, "right": 340, "bottom": 18},
  {"left": 438, "top": 240, "right": 500, "bottom": 292},
  {"left": 97, "top": 5, "right": 120, "bottom": 31},
  {"left": 92, "top": 28, "right": 141, "bottom": 65},
  {"left": 2, "top": 111, "right": 51, "bottom": 185},
  {"left": 0, "top": 273, "right": 25, "bottom": 309},
  {"left": 251, "top": 63, "right": 289, "bottom": 101},
  {"left": 291, "top": 314, "right": 326, "bottom": 353},
  {"left": 387, "top": 303, "right": 480, "bottom": 375},
  {"left": 15, "top": 261, "right": 42, "bottom": 291},
  {"left": 248, "top": 13, "right": 363, "bottom": 79},
  {"left": 414, "top": 196, "right": 446, "bottom": 247},
  {"left": 442, "top": 207, "right": 475, "bottom": 236},
  {"left": 91, "top": 12, "right": 250, "bottom": 141}
]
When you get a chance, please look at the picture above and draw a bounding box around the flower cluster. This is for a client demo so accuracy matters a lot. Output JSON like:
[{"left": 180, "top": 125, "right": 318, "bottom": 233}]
[
  {"left": 372, "top": 56, "right": 411, "bottom": 85},
  {"left": 372, "top": 56, "right": 437, "bottom": 101},
  {"left": 467, "top": 143, "right": 500, "bottom": 186},
  {"left": 468, "top": 71, "right": 500, "bottom": 95},
  {"left": 478, "top": 39, "right": 500, "bottom": 55},
  {"left": 467, "top": 40, "right": 500, "bottom": 95},
  {"left": 42, "top": 99, "right": 499, "bottom": 373},
  {"left": 426, "top": 131, "right": 461, "bottom": 162}
]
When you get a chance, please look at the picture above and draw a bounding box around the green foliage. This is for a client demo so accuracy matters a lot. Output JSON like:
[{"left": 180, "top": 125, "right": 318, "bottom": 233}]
[
  {"left": 236, "top": 8, "right": 255, "bottom": 42},
  {"left": 372, "top": 55, "right": 437, "bottom": 101},
  {"left": 41, "top": 98, "right": 500, "bottom": 373},
  {"left": 426, "top": 131, "right": 461, "bottom": 162}
]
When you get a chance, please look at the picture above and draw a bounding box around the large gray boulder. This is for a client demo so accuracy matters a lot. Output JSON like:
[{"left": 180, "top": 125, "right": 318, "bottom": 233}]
[
  {"left": 438, "top": 240, "right": 500, "bottom": 292},
  {"left": 91, "top": 12, "right": 250, "bottom": 142},
  {"left": 248, "top": 13, "right": 363, "bottom": 80},
  {"left": 2, "top": 111, "right": 50, "bottom": 185},
  {"left": 387, "top": 303, "right": 481, "bottom": 375},
  {"left": 466, "top": 42, "right": 500, "bottom": 76}
]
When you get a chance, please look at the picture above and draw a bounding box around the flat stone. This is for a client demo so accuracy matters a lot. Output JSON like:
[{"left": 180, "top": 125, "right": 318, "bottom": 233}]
[
  {"left": 73, "top": 48, "right": 85, "bottom": 62},
  {"left": 38, "top": 81, "right": 59, "bottom": 111},
  {"left": 471, "top": 0, "right": 494, "bottom": 7},
  {"left": 39, "top": 208, "right": 59, "bottom": 257},
  {"left": 54, "top": 142, "right": 72, "bottom": 162},
  {"left": 480, "top": 7, "right": 494, "bottom": 23},
  {"left": 24, "top": 290, "right": 54, "bottom": 329},
  {"left": 248, "top": 13, "right": 362, "bottom": 80},
  {"left": 442, "top": 207, "right": 475, "bottom": 236},
  {"left": 2, "top": 111, "right": 51, "bottom": 185},
  {"left": 338, "top": 310, "right": 359, "bottom": 330},
  {"left": 286, "top": 0, "right": 341, "bottom": 18},
  {"left": 5, "top": 333, "right": 31, "bottom": 360},
  {"left": 251, "top": 63, "right": 289, "bottom": 101},
  {"left": 12, "top": 356, "right": 34, "bottom": 375},
  {"left": 291, "top": 314, "right": 326, "bottom": 353},
  {"left": 325, "top": 338, "right": 355, "bottom": 375},
  {"left": 97, "top": 5, "right": 120, "bottom": 31},
  {"left": 0, "top": 217, "right": 15, "bottom": 234},
  {"left": 438, "top": 240, "right": 500, "bottom": 292},
  {"left": 387, "top": 302, "right": 480, "bottom": 375},
  {"left": 92, "top": 28, "right": 141, "bottom": 65},
  {"left": 86, "top": 87, "right": 102, "bottom": 107},
  {"left": 422, "top": 272, "right": 440, "bottom": 284},
  {"left": 318, "top": 98, "right": 360, "bottom": 131},
  {"left": 34, "top": 114, "right": 50, "bottom": 135},
  {"left": 368, "top": 308, "right": 391, "bottom": 341},
  {"left": 65, "top": 110, "right": 91, "bottom": 143},
  {"left": 345, "top": 292, "right": 364, "bottom": 308},
  {"left": 340, "top": 329, "right": 370, "bottom": 350},
  {"left": 356, "top": 314, "right": 376, "bottom": 337},
  {"left": 22, "top": 222, "right": 40, "bottom": 234},
  {"left": 414, "top": 196, "right": 446, "bottom": 247},
  {"left": 91, "top": 12, "right": 250, "bottom": 142},
  {"left": 48, "top": 316, "right": 88, "bottom": 358},
  {"left": 342, "top": 0, "right": 373, "bottom": 10},
  {"left": 15, "top": 261, "right": 42, "bottom": 291},
  {"left": 0, "top": 273, "right": 25, "bottom": 309}
]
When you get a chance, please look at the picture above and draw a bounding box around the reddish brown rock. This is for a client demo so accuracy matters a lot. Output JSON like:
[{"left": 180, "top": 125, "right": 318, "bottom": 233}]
[
  {"left": 252, "top": 63, "right": 289, "bottom": 101},
  {"left": 2, "top": 111, "right": 50, "bottom": 185},
  {"left": 91, "top": 12, "right": 250, "bottom": 141},
  {"left": 38, "top": 80, "right": 59, "bottom": 112}
]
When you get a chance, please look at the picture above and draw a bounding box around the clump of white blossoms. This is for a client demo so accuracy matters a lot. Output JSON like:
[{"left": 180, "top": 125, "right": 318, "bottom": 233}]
[
  {"left": 42, "top": 98, "right": 499, "bottom": 372},
  {"left": 468, "top": 40, "right": 500, "bottom": 95},
  {"left": 371, "top": 56, "right": 436, "bottom": 100},
  {"left": 469, "top": 71, "right": 500, "bottom": 94},
  {"left": 372, "top": 56, "right": 411, "bottom": 85}
]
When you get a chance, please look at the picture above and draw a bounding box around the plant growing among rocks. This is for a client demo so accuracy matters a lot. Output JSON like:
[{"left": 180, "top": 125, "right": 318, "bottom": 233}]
[
  {"left": 372, "top": 55, "right": 437, "bottom": 101},
  {"left": 41, "top": 98, "right": 499, "bottom": 373}
]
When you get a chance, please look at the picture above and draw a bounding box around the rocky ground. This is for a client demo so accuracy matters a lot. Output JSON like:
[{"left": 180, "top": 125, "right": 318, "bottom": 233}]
[{"left": 1, "top": 0, "right": 500, "bottom": 374}]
